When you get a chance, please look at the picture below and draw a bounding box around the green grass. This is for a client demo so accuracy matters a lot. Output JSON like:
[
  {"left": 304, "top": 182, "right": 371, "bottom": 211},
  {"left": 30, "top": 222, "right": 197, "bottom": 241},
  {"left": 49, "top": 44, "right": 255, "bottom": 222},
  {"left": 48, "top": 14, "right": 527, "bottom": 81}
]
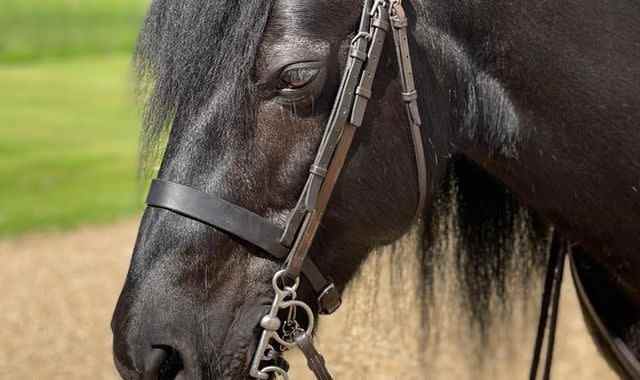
[
  {"left": 0, "top": 55, "right": 144, "bottom": 237},
  {"left": 0, "top": 0, "right": 147, "bottom": 63}
]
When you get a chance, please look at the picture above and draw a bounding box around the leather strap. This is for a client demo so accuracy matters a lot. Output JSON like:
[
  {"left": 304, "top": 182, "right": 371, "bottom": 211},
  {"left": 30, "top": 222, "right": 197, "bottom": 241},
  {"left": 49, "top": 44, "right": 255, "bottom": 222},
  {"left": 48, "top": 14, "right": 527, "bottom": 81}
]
[
  {"left": 280, "top": 2, "right": 372, "bottom": 250},
  {"left": 295, "top": 333, "right": 333, "bottom": 380},
  {"left": 529, "top": 235, "right": 566, "bottom": 380},
  {"left": 282, "top": 2, "right": 372, "bottom": 281},
  {"left": 147, "top": 179, "right": 340, "bottom": 313},
  {"left": 390, "top": 0, "right": 428, "bottom": 218},
  {"left": 147, "top": 179, "right": 288, "bottom": 257},
  {"left": 351, "top": 6, "right": 390, "bottom": 127}
]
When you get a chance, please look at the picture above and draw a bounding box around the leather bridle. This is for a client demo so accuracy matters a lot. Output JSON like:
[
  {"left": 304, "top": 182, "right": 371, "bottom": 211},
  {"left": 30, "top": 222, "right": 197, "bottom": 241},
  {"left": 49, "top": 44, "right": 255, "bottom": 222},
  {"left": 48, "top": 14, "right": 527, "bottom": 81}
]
[
  {"left": 139, "top": 1, "right": 619, "bottom": 379},
  {"left": 145, "top": 0, "right": 426, "bottom": 378}
]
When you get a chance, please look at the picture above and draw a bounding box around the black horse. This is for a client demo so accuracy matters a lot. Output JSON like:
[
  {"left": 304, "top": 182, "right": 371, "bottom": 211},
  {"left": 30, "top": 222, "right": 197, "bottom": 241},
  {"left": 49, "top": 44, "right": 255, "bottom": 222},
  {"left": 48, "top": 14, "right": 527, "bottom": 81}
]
[{"left": 112, "top": 0, "right": 640, "bottom": 379}]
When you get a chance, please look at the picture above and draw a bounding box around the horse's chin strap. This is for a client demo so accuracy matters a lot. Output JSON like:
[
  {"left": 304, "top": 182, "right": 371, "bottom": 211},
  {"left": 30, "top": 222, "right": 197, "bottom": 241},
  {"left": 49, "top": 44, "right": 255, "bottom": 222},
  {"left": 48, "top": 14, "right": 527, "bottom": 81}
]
[{"left": 529, "top": 234, "right": 567, "bottom": 380}]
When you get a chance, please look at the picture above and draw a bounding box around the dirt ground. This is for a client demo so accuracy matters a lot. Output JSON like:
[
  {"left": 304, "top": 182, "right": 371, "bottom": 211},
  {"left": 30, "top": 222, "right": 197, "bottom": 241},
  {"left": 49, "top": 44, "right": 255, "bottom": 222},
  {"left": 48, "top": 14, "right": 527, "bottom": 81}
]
[{"left": 0, "top": 219, "right": 618, "bottom": 379}]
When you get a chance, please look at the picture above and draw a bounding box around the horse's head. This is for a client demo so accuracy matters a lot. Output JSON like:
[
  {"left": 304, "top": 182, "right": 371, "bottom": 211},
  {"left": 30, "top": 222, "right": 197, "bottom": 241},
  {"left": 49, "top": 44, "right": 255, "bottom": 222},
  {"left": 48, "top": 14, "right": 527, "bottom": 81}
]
[{"left": 112, "top": 1, "right": 444, "bottom": 378}]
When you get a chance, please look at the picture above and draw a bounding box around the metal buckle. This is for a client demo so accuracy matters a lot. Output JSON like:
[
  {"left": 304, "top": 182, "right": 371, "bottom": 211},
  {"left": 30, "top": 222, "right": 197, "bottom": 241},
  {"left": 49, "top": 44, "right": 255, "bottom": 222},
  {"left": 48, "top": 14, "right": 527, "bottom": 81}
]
[
  {"left": 389, "top": 0, "right": 408, "bottom": 28},
  {"left": 370, "top": 0, "right": 388, "bottom": 16},
  {"left": 317, "top": 283, "right": 342, "bottom": 315}
]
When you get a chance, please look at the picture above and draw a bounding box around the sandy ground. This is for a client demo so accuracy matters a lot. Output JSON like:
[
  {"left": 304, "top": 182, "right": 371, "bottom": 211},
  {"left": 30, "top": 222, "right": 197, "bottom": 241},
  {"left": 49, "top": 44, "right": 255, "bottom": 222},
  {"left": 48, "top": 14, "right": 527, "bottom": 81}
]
[{"left": 0, "top": 219, "right": 618, "bottom": 379}]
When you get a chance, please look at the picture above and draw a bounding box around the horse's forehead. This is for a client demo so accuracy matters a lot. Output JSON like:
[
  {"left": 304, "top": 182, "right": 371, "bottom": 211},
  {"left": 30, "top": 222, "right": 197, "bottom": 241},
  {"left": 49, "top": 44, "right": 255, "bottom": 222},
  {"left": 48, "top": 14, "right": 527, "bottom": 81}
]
[
  {"left": 256, "top": 0, "right": 361, "bottom": 77},
  {"left": 266, "top": 0, "right": 362, "bottom": 38}
]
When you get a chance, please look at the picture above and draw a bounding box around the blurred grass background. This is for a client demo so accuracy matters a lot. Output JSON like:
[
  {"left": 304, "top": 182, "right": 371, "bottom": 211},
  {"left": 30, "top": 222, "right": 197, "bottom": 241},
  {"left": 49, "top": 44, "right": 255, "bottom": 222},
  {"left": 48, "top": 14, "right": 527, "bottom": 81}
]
[
  {"left": 0, "top": 0, "right": 147, "bottom": 63},
  {"left": 0, "top": 0, "right": 148, "bottom": 237}
]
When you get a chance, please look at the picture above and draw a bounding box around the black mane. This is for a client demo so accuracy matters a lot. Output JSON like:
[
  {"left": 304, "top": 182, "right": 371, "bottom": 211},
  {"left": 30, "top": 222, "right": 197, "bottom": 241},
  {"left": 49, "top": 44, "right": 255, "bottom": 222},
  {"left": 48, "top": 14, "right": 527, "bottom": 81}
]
[{"left": 422, "top": 157, "right": 550, "bottom": 335}]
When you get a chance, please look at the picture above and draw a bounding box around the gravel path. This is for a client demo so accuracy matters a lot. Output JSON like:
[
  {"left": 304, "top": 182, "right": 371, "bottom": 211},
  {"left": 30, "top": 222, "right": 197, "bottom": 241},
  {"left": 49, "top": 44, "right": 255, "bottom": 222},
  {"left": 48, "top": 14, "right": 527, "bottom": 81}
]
[{"left": 0, "top": 220, "right": 617, "bottom": 379}]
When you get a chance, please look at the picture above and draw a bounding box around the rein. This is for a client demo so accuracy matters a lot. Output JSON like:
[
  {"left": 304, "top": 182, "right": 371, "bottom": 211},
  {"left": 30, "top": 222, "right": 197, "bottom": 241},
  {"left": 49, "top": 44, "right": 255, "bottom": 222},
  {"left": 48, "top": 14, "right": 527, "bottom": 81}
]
[
  {"left": 145, "top": 0, "right": 426, "bottom": 378},
  {"left": 529, "top": 234, "right": 567, "bottom": 380}
]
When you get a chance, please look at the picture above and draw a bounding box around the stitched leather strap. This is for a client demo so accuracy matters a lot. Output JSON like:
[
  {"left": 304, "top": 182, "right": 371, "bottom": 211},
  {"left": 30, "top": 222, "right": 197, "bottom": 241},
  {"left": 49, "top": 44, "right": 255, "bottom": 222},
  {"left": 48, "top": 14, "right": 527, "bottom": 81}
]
[
  {"left": 351, "top": 6, "right": 390, "bottom": 127},
  {"left": 281, "top": 2, "right": 372, "bottom": 281}
]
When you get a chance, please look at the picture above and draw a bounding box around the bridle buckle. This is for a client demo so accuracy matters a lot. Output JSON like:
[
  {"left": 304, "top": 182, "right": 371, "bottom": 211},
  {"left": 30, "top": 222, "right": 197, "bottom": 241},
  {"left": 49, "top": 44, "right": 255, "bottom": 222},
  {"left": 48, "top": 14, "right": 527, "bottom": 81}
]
[{"left": 317, "top": 283, "right": 342, "bottom": 315}]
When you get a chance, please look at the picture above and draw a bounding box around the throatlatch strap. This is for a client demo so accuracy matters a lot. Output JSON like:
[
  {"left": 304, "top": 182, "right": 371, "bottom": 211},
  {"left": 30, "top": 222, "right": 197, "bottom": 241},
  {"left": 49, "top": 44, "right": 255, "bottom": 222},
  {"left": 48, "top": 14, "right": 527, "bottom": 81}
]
[{"left": 390, "top": 0, "right": 428, "bottom": 219}]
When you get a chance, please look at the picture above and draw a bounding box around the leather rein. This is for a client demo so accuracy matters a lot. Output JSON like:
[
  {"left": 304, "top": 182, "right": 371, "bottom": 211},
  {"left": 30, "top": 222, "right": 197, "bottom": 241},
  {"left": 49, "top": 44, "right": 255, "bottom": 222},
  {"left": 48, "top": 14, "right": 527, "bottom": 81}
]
[{"left": 146, "top": 0, "right": 426, "bottom": 378}]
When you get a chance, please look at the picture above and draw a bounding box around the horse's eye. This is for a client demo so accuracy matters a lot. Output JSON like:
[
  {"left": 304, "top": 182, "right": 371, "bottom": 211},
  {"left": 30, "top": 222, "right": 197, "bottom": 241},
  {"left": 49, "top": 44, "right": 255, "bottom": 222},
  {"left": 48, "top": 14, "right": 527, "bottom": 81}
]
[
  {"left": 279, "top": 65, "right": 321, "bottom": 90},
  {"left": 274, "top": 62, "right": 327, "bottom": 108}
]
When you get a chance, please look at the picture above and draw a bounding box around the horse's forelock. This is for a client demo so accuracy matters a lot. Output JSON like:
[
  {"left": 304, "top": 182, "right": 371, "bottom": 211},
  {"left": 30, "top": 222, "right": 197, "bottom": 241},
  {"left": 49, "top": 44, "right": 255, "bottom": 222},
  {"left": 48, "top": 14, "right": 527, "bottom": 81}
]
[{"left": 134, "top": 0, "right": 275, "bottom": 173}]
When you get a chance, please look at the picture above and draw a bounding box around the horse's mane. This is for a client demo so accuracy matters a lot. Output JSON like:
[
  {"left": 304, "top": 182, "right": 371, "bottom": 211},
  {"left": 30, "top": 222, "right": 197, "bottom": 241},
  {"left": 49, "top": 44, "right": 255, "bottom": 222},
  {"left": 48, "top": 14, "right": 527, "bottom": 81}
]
[
  {"left": 398, "top": 1, "right": 552, "bottom": 340},
  {"left": 134, "top": 0, "right": 274, "bottom": 172},
  {"left": 420, "top": 158, "right": 550, "bottom": 337}
]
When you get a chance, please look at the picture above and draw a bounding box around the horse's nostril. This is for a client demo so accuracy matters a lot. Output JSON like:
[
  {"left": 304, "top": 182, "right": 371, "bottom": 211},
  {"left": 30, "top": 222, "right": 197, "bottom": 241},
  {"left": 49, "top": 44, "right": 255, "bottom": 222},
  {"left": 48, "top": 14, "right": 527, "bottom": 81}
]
[{"left": 143, "top": 346, "right": 184, "bottom": 380}]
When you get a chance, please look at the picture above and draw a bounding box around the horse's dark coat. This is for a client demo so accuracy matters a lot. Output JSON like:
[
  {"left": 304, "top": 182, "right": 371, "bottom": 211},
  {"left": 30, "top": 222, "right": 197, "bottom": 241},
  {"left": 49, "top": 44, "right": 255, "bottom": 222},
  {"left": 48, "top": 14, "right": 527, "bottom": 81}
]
[{"left": 112, "top": 0, "right": 640, "bottom": 378}]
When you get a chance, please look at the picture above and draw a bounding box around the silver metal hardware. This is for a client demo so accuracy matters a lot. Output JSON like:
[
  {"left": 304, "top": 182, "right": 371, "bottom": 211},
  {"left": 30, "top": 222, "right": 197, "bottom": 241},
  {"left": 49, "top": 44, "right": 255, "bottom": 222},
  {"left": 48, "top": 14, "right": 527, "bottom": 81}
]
[
  {"left": 317, "top": 283, "right": 342, "bottom": 315},
  {"left": 249, "top": 270, "right": 316, "bottom": 379}
]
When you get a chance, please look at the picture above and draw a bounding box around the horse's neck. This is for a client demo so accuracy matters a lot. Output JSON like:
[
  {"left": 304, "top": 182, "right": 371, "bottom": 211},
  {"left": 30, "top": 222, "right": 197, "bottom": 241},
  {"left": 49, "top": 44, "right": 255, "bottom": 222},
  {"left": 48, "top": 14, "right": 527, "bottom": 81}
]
[{"left": 413, "top": 0, "right": 640, "bottom": 295}]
